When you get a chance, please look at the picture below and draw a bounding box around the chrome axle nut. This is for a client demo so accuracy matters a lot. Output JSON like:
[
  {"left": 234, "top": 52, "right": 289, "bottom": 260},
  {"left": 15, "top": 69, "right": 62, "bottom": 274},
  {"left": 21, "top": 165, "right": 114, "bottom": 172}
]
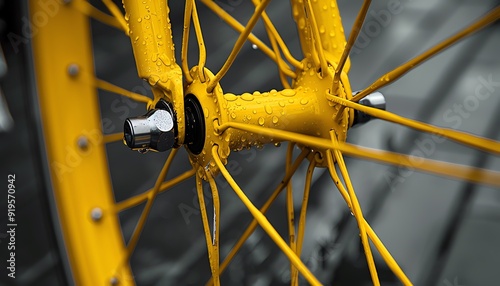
[
  {"left": 353, "top": 91, "right": 386, "bottom": 125},
  {"left": 124, "top": 100, "right": 176, "bottom": 152}
]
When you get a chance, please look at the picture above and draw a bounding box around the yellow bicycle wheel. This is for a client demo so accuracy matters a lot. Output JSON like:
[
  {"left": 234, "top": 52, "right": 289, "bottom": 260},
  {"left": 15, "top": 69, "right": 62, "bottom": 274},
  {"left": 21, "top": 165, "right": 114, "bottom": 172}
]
[{"left": 29, "top": 0, "right": 500, "bottom": 285}]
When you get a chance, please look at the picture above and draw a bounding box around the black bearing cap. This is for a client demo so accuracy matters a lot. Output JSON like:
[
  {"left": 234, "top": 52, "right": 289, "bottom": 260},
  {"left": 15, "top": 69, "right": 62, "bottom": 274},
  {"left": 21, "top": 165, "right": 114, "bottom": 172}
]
[{"left": 184, "top": 94, "right": 205, "bottom": 155}]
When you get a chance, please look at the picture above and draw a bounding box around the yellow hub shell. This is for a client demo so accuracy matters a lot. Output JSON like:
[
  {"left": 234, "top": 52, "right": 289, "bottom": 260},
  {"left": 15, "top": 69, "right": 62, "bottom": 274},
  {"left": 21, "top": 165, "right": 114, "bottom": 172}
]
[
  {"left": 185, "top": 60, "right": 353, "bottom": 174},
  {"left": 184, "top": 67, "right": 229, "bottom": 178}
]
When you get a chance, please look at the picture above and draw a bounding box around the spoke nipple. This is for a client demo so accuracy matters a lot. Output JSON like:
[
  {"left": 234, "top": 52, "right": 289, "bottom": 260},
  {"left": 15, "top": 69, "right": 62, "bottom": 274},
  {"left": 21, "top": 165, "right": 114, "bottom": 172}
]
[
  {"left": 67, "top": 63, "right": 80, "bottom": 77},
  {"left": 90, "top": 207, "right": 103, "bottom": 222}
]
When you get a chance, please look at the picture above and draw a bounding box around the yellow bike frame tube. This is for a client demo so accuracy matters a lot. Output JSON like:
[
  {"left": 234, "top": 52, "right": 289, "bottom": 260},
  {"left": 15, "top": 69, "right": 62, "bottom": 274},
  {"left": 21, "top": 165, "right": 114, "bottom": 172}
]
[
  {"left": 30, "top": 0, "right": 133, "bottom": 284},
  {"left": 123, "top": 0, "right": 186, "bottom": 144},
  {"left": 290, "top": 0, "right": 350, "bottom": 72}
]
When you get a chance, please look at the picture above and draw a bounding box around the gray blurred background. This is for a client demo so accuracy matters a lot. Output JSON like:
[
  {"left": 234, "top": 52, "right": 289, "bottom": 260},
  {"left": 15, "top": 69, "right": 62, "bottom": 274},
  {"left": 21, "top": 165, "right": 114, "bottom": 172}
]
[{"left": 0, "top": 0, "right": 499, "bottom": 285}]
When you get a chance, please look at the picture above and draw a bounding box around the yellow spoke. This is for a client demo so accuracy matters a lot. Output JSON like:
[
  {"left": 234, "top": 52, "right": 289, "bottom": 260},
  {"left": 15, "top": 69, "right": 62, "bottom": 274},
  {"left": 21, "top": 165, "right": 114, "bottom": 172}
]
[
  {"left": 200, "top": 0, "right": 296, "bottom": 78},
  {"left": 304, "top": 0, "right": 328, "bottom": 74},
  {"left": 253, "top": 0, "right": 294, "bottom": 87},
  {"left": 207, "top": 174, "right": 221, "bottom": 286},
  {"left": 286, "top": 143, "right": 298, "bottom": 286},
  {"left": 351, "top": 7, "right": 500, "bottom": 102},
  {"left": 341, "top": 142, "right": 500, "bottom": 187},
  {"left": 120, "top": 149, "right": 178, "bottom": 268},
  {"left": 181, "top": 0, "right": 194, "bottom": 83},
  {"left": 211, "top": 145, "right": 321, "bottom": 285},
  {"left": 95, "top": 78, "right": 152, "bottom": 104},
  {"left": 101, "top": 0, "right": 129, "bottom": 33},
  {"left": 114, "top": 150, "right": 180, "bottom": 277},
  {"left": 325, "top": 152, "right": 413, "bottom": 286},
  {"left": 333, "top": 0, "right": 372, "bottom": 85},
  {"left": 195, "top": 175, "right": 211, "bottom": 247},
  {"left": 191, "top": 0, "right": 208, "bottom": 82},
  {"left": 331, "top": 132, "right": 380, "bottom": 285},
  {"left": 71, "top": 1, "right": 124, "bottom": 31},
  {"left": 296, "top": 156, "right": 316, "bottom": 256},
  {"left": 216, "top": 122, "right": 500, "bottom": 187},
  {"left": 206, "top": 147, "right": 310, "bottom": 286},
  {"left": 196, "top": 174, "right": 220, "bottom": 286},
  {"left": 327, "top": 94, "right": 500, "bottom": 154},
  {"left": 103, "top": 132, "right": 123, "bottom": 144},
  {"left": 115, "top": 168, "right": 195, "bottom": 212},
  {"left": 205, "top": 0, "right": 273, "bottom": 92},
  {"left": 325, "top": 151, "right": 351, "bottom": 205},
  {"left": 268, "top": 31, "right": 292, "bottom": 89},
  {"left": 251, "top": 0, "right": 302, "bottom": 70},
  {"left": 180, "top": 0, "right": 209, "bottom": 83}
]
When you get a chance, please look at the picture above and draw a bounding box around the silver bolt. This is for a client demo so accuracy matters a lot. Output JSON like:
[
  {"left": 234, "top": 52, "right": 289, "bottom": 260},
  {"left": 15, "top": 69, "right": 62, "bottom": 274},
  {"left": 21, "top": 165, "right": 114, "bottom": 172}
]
[
  {"left": 90, "top": 208, "right": 103, "bottom": 222},
  {"left": 67, "top": 64, "right": 80, "bottom": 77},
  {"left": 63, "top": 0, "right": 72, "bottom": 4},
  {"left": 352, "top": 91, "right": 386, "bottom": 126},
  {"left": 77, "top": 136, "right": 89, "bottom": 151},
  {"left": 124, "top": 107, "right": 176, "bottom": 152},
  {"left": 359, "top": 92, "right": 386, "bottom": 110},
  {"left": 109, "top": 277, "right": 119, "bottom": 285}
]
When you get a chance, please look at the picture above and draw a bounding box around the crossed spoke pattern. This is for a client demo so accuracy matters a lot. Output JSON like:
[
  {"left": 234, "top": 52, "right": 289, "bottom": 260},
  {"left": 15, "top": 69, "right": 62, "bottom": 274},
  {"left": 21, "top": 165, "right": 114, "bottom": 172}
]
[
  {"left": 333, "top": 0, "right": 372, "bottom": 86},
  {"left": 69, "top": 0, "right": 500, "bottom": 285},
  {"left": 331, "top": 131, "right": 380, "bottom": 285},
  {"left": 195, "top": 173, "right": 221, "bottom": 285}
]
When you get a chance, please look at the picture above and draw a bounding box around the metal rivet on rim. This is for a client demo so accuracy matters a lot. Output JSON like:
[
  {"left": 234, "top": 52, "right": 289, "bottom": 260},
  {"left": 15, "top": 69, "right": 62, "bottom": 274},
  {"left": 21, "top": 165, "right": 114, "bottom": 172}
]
[
  {"left": 90, "top": 208, "right": 103, "bottom": 222},
  {"left": 109, "top": 277, "right": 119, "bottom": 285},
  {"left": 77, "top": 136, "right": 89, "bottom": 151},
  {"left": 63, "top": 0, "right": 72, "bottom": 4},
  {"left": 67, "top": 63, "right": 80, "bottom": 77}
]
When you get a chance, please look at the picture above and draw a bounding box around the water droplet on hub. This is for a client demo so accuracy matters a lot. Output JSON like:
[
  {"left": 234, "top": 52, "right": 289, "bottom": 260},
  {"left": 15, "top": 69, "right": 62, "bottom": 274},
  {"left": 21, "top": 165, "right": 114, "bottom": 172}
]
[
  {"left": 281, "top": 89, "right": 296, "bottom": 97},
  {"left": 265, "top": 105, "right": 272, "bottom": 115}
]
